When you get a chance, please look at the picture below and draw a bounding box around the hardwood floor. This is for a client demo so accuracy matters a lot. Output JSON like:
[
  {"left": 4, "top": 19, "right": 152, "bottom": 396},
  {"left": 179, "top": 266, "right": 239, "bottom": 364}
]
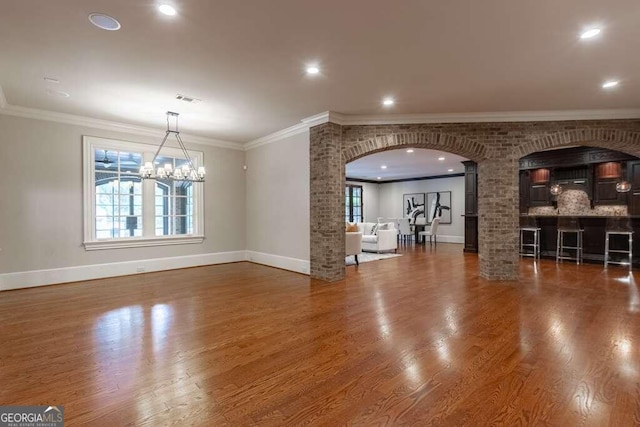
[{"left": 1, "top": 244, "right": 639, "bottom": 425}]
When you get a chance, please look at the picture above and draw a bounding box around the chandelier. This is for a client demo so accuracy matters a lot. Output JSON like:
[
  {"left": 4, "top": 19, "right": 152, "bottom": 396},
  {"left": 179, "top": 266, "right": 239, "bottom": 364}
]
[{"left": 139, "top": 111, "right": 206, "bottom": 182}]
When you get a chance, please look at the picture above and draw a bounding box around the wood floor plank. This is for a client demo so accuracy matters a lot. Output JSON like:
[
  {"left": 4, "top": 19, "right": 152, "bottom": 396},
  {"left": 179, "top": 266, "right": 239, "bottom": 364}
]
[{"left": 1, "top": 243, "right": 639, "bottom": 425}]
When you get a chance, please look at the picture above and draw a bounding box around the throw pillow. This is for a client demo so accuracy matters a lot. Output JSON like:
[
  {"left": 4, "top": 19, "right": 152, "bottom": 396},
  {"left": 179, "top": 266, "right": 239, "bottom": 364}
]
[
  {"left": 378, "top": 223, "right": 388, "bottom": 231},
  {"left": 346, "top": 222, "right": 358, "bottom": 232},
  {"left": 371, "top": 223, "right": 379, "bottom": 235}
]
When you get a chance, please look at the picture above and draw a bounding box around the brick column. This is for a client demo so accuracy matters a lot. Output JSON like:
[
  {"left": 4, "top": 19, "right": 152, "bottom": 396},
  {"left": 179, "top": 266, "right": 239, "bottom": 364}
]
[
  {"left": 310, "top": 122, "right": 345, "bottom": 282},
  {"left": 477, "top": 158, "right": 519, "bottom": 280}
]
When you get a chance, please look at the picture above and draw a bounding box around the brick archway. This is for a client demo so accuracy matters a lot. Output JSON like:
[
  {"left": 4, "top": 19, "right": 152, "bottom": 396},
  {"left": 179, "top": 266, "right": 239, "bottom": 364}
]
[
  {"left": 342, "top": 132, "right": 488, "bottom": 164},
  {"left": 517, "top": 128, "right": 640, "bottom": 158},
  {"left": 310, "top": 119, "right": 640, "bottom": 283}
]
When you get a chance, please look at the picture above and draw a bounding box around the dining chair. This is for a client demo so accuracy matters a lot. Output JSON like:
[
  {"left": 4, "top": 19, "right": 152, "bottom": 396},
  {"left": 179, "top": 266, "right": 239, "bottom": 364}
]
[
  {"left": 397, "top": 218, "right": 413, "bottom": 244},
  {"left": 413, "top": 217, "right": 427, "bottom": 242},
  {"left": 418, "top": 217, "right": 440, "bottom": 246}
]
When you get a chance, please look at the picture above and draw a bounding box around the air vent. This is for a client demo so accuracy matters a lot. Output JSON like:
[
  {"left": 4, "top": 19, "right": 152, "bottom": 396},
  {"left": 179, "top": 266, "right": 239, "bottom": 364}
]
[{"left": 175, "top": 94, "right": 201, "bottom": 103}]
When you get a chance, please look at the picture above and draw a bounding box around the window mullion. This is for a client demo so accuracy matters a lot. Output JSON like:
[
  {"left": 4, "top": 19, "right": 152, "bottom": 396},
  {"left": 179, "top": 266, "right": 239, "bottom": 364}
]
[
  {"left": 142, "top": 151, "right": 155, "bottom": 238},
  {"left": 172, "top": 184, "right": 177, "bottom": 235}
]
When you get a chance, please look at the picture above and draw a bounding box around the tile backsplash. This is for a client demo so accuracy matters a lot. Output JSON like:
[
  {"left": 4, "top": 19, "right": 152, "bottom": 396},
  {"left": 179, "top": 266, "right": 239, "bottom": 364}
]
[{"left": 529, "top": 189, "right": 628, "bottom": 216}]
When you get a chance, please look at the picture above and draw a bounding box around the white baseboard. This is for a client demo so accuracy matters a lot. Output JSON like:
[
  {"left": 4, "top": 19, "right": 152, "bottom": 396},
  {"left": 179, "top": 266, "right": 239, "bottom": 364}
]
[
  {"left": 436, "top": 235, "right": 464, "bottom": 244},
  {"left": 415, "top": 235, "right": 464, "bottom": 244},
  {"left": 246, "top": 251, "right": 310, "bottom": 275},
  {"left": 0, "top": 251, "right": 247, "bottom": 291}
]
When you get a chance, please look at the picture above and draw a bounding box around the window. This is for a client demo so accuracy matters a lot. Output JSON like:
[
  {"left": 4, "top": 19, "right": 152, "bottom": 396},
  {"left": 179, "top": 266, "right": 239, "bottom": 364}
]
[
  {"left": 345, "top": 184, "right": 363, "bottom": 222},
  {"left": 83, "top": 136, "right": 204, "bottom": 250},
  {"left": 95, "top": 151, "right": 143, "bottom": 239},
  {"left": 155, "top": 178, "right": 193, "bottom": 236}
]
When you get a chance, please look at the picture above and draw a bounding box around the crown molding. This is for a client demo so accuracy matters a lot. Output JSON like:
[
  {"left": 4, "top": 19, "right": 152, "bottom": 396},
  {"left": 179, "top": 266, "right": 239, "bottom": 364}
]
[
  {"left": 245, "top": 111, "right": 347, "bottom": 151},
  {"left": 336, "top": 109, "right": 640, "bottom": 126},
  {"left": 245, "top": 108, "right": 640, "bottom": 151},
  {"left": 300, "top": 111, "right": 347, "bottom": 126},
  {"left": 244, "top": 121, "right": 309, "bottom": 150},
  {"left": 0, "top": 87, "right": 243, "bottom": 151}
]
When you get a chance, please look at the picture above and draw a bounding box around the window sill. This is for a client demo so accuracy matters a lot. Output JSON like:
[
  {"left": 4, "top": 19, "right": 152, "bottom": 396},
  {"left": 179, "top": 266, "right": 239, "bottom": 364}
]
[{"left": 84, "top": 235, "right": 205, "bottom": 251}]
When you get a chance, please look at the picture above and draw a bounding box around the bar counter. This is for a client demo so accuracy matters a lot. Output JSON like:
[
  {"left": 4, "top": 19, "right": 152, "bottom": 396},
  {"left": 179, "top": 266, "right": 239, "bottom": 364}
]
[{"left": 520, "top": 215, "right": 638, "bottom": 266}]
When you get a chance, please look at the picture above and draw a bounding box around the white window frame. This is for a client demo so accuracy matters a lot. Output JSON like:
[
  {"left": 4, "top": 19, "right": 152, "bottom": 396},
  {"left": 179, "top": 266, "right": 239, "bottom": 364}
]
[{"left": 83, "top": 135, "right": 205, "bottom": 250}]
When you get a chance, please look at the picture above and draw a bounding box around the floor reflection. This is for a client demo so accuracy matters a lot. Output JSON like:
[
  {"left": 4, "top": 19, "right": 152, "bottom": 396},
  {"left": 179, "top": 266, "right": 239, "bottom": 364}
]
[
  {"left": 94, "top": 305, "right": 144, "bottom": 350},
  {"left": 152, "top": 303, "right": 173, "bottom": 354}
]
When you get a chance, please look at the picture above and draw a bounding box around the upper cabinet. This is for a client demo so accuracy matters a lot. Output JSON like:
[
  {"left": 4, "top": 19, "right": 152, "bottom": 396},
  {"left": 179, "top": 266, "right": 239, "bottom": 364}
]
[
  {"left": 528, "top": 168, "right": 551, "bottom": 206},
  {"left": 554, "top": 165, "right": 592, "bottom": 200},
  {"left": 594, "top": 162, "right": 626, "bottom": 205},
  {"left": 519, "top": 147, "right": 638, "bottom": 211},
  {"left": 628, "top": 161, "right": 640, "bottom": 215}
]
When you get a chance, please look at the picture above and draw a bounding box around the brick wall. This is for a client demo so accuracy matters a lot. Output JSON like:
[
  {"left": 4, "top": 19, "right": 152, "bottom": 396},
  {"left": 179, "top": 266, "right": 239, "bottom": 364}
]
[
  {"left": 310, "top": 123, "right": 345, "bottom": 282},
  {"left": 310, "top": 119, "right": 640, "bottom": 281}
]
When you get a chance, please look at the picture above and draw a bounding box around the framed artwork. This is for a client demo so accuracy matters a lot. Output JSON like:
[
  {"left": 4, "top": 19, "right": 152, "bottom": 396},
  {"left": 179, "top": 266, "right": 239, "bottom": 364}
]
[
  {"left": 426, "top": 191, "right": 452, "bottom": 224},
  {"left": 403, "top": 193, "right": 425, "bottom": 220}
]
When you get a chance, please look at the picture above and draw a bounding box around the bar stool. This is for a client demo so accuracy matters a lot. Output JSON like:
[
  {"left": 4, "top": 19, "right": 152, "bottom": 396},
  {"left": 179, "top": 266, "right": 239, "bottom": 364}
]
[
  {"left": 556, "top": 217, "right": 583, "bottom": 264},
  {"left": 604, "top": 217, "right": 633, "bottom": 269},
  {"left": 520, "top": 216, "right": 541, "bottom": 259}
]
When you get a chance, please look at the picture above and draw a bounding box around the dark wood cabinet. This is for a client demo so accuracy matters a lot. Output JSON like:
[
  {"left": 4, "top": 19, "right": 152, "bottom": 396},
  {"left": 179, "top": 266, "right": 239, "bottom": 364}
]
[
  {"left": 529, "top": 183, "right": 550, "bottom": 206},
  {"left": 553, "top": 165, "right": 592, "bottom": 201},
  {"left": 464, "top": 216, "right": 478, "bottom": 252},
  {"left": 519, "top": 148, "right": 638, "bottom": 210},
  {"left": 523, "top": 168, "right": 552, "bottom": 207},
  {"left": 462, "top": 161, "right": 478, "bottom": 253},
  {"left": 594, "top": 162, "right": 625, "bottom": 205},
  {"left": 628, "top": 161, "right": 640, "bottom": 215},
  {"left": 519, "top": 171, "right": 530, "bottom": 213},
  {"left": 594, "top": 179, "right": 625, "bottom": 205}
]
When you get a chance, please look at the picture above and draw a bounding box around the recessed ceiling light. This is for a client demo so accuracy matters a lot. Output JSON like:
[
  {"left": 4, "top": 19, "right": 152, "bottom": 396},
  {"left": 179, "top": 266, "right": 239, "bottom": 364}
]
[
  {"left": 382, "top": 98, "right": 394, "bottom": 106},
  {"left": 306, "top": 66, "right": 320, "bottom": 75},
  {"left": 377, "top": 177, "right": 382, "bottom": 180},
  {"left": 158, "top": 4, "right": 177, "bottom": 16},
  {"left": 88, "top": 13, "right": 121, "bottom": 31},
  {"left": 447, "top": 168, "right": 454, "bottom": 172},
  {"left": 47, "top": 89, "right": 70, "bottom": 98},
  {"left": 602, "top": 80, "right": 620, "bottom": 89},
  {"left": 438, "top": 156, "right": 445, "bottom": 161},
  {"left": 406, "top": 149, "right": 414, "bottom": 153},
  {"left": 43, "top": 77, "right": 59, "bottom": 84},
  {"left": 381, "top": 165, "right": 387, "bottom": 169},
  {"left": 580, "top": 28, "right": 601, "bottom": 39}
]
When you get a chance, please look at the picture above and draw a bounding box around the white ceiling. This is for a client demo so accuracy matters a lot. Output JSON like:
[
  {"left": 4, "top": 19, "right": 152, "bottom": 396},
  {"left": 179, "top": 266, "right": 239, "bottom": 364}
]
[
  {"left": 346, "top": 149, "right": 467, "bottom": 181},
  {"left": 1, "top": 0, "right": 639, "bottom": 143}
]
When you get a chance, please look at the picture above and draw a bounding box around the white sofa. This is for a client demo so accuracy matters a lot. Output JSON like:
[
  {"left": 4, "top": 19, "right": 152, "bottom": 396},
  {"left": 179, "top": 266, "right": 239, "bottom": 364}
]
[{"left": 356, "top": 222, "right": 398, "bottom": 253}]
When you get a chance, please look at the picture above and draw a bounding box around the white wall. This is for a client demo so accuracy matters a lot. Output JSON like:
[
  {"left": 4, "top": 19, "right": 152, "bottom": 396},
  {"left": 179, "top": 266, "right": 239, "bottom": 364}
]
[
  {"left": 245, "top": 131, "right": 310, "bottom": 273},
  {"left": 378, "top": 176, "right": 465, "bottom": 243},
  {"left": 0, "top": 114, "right": 246, "bottom": 289},
  {"left": 346, "top": 180, "right": 379, "bottom": 222}
]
